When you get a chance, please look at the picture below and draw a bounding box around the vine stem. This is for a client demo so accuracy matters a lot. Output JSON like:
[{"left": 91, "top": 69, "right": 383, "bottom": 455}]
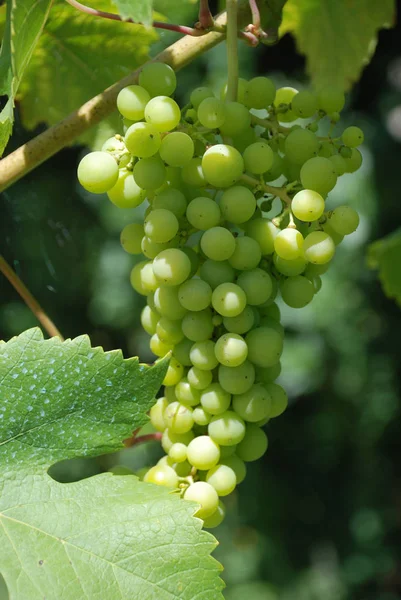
[
  {"left": 123, "top": 431, "right": 162, "bottom": 448},
  {"left": 0, "top": 14, "right": 228, "bottom": 192},
  {"left": 241, "top": 173, "right": 292, "bottom": 205},
  {"left": 249, "top": 0, "right": 261, "bottom": 30},
  {"left": 225, "top": 0, "right": 239, "bottom": 102},
  {"left": 0, "top": 255, "right": 64, "bottom": 339}
]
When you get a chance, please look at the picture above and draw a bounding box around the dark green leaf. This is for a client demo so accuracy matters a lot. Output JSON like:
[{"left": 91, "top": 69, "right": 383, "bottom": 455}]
[{"left": 367, "top": 228, "right": 401, "bottom": 306}]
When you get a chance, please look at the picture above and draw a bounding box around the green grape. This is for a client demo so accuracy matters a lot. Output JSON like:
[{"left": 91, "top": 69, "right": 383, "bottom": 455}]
[
  {"left": 284, "top": 128, "right": 319, "bottom": 165},
  {"left": 317, "top": 87, "right": 345, "bottom": 114},
  {"left": 101, "top": 136, "right": 126, "bottom": 153},
  {"left": 133, "top": 156, "right": 166, "bottom": 189},
  {"left": 245, "top": 76, "right": 276, "bottom": 109},
  {"left": 329, "top": 112, "right": 341, "bottom": 123},
  {"left": 175, "top": 378, "right": 201, "bottom": 406},
  {"left": 260, "top": 301, "right": 281, "bottom": 320},
  {"left": 163, "top": 357, "right": 184, "bottom": 386},
  {"left": 219, "top": 445, "right": 237, "bottom": 459},
  {"left": 152, "top": 248, "right": 191, "bottom": 286},
  {"left": 291, "top": 189, "right": 325, "bottom": 222},
  {"left": 181, "top": 309, "right": 214, "bottom": 341},
  {"left": 130, "top": 260, "right": 158, "bottom": 295},
  {"left": 340, "top": 146, "right": 352, "bottom": 159},
  {"left": 149, "top": 333, "right": 173, "bottom": 357},
  {"left": 243, "top": 142, "right": 274, "bottom": 174},
  {"left": 169, "top": 442, "right": 188, "bottom": 463},
  {"left": 329, "top": 154, "right": 347, "bottom": 176},
  {"left": 190, "top": 86, "right": 215, "bottom": 109},
  {"left": 282, "top": 157, "right": 301, "bottom": 182},
  {"left": 181, "top": 247, "right": 200, "bottom": 278},
  {"left": 212, "top": 282, "right": 247, "bottom": 317},
  {"left": 307, "top": 274, "right": 322, "bottom": 293},
  {"left": 264, "top": 382, "right": 288, "bottom": 417},
  {"left": 124, "top": 122, "right": 161, "bottom": 158},
  {"left": 218, "top": 361, "right": 255, "bottom": 395},
  {"left": 187, "top": 435, "right": 220, "bottom": 470},
  {"left": 304, "top": 261, "right": 329, "bottom": 277},
  {"left": 199, "top": 259, "right": 235, "bottom": 289},
  {"left": 154, "top": 285, "right": 187, "bottom": 320},
  {"left": 274, "top": 228, "right": 304, "bottom": 260},
  {"left": 291, "top": 90, "right": 318, "bottom": 118},
  {"left": 228, "top": 236, "right": 262, "bottom": 271},
  {"left": 236, "top": 425, "right": 268, "bottom": 462},
  {"left": 300, "top": 157, "right": 337, "bottom": 196},
  {"left": 201, "top": 227, "right": 236, "bottom": 261},
  {"left": 161, "top": 428, "right": 194, "bottom": 454},
  {"left": 141, "top": 237, "right": 172, "bottom": 260},
  {"left": 200, "top": 383, "right": 231, "bottom": 415},
  {"left": 156, "top": 317, "right": 184, "bottom": 345},
  {"left": 77, "top": 151, "right": 119, "bottom": 194},
  {"left": 193, "top": 406, "right": 212, "bottom": 426},
  {"left": 343, "top": 148, "right": 363, "bottom": 173},
  {"left": 220, "top": 78, "right": 248, "bottom": 104},
  {"left": 255, "top": 362, "right": 281, "bottom": 384},
  {"left": 308, "top": 122, "right": 319, "bottom": 133},
  {"left": 164, "top": 401, "right": 194, "bottom": 434},
  {"left": 232, "top": 126, "right": 258, "bottom": 153},
  {"left": 139, "top": 62, "right": 176, "bottom": 97},
  {"left": 280, "top": 275, "right": 315, "bottom": 308},
  {"left": 183, "top": 481, "right": 219, "bottom": 519},
  {"left": 201, "top": 144, "right": 244, "bottom": 188},
  {"left": 330, "top": 205, "right": 359, "bottom": 235},
  {"left": 186, "top": 197, "right": 221, "bottom": 230},
  {"left": 188, "top": 367, "right": 213, "bottom": 390},
  {"left": 264, "top": 152, "right": 285, "bottom": 181},
  {"left": 232, "top": 383, "right": 272, "bottom": 422},
  {"left": 202, "top": 500, "right": 226, "bottom": 529},
  {"left": 220, "top": 455, "right": 246, "bottom": 484},
  {"left": 219, "top": 102, "right": 251, "bottom": 136},
  {"left": 303, "top": 231, "right": 335, "bottom": 264},
  {"left": 140, "top": 304, "right": 159, "bottom": 335},
  {"left": 181, "top": 157, "right": 207, "bottom": 187},
  {"left": 173, "top": 337, "right": 194, "bottom": 366},
  {"left": 159, "top": 132, "right": 194, "bottom": 167},
  {"left": 197, "top": 97, "right": 226, "bottom": 129},
  {"left": 208, "top": 411, "right": 246, "bottom": 446},
  {"left": 170, "top": 459, "right": 192, "bottom": 477},
  {"left": 214, "top": 333, "right": 248, "bottom": 367},
  {"left": 274, "top": 87, "right": 298, "bottom": 122},
  {"left": 144, "top": 95, "right": 181, "bottom": 132},
  {"left": 321, "top": 220, "right": 344, "bottom": 246},
  {"left": 342, "top": 126, "right": 364, "bottom": 147},
  {"left": 190, "top": 340, "right": 219, "bottom": 371},
  {"left": 259, "top": 315, "right": 284, "bottom": 336},
  {"left": 178, "top": 278, "right": 212, "bottom": 311},
  {"left": 144, "top": 209, "right": 179, "bottom": 243},
  {"left": 107, "top": 168, "right": 147, "bottom": 208},
  {"left": 206, "top": 464, "right": 236, "bottom": 496},
  {"left": 244, "top": 218, "right": 278, "bottom": 255},
  {"left": 245, "top": 326, "right": 283, "bottom": 368},
  {"left": 273, "top": 254, "right": 307, "bottom": 276},
  {"left": 149, "top": 397, "right": 169, "bottom": 432},
  {"left": 117, "top": 85, "right": 150, "bottom": 121},
  {"left": 220, "top": 186, "right": 256, "bottom": 224},
  {"left": 144, "top": 464, "right": 178, "bottom": 488},
  {"left": 153, "top": 187, "right": 187, "bottom": 217},
  {"left": 223, "top": 305, "right": 255, "bottom": 334},
  {"left": 319, "top": 141, "right": 336, "bottom": 158},
  {"left": 120, "top": 223, "right": 144, "bottom": 254}
]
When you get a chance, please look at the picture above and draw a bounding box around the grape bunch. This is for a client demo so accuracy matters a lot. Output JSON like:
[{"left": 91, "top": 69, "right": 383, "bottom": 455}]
[{"left": 78, "top": 62, "right": 362, "bottom": 528}]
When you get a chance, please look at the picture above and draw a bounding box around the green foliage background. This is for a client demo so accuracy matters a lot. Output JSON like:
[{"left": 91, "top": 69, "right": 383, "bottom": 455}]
[{"left": 1, "top": 0, "right": 401, "bottom": 598}]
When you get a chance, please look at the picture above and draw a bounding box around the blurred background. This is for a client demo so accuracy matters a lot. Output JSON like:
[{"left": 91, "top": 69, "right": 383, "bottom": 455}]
[{"left": 1, "top": 1, "right": 401, "bottom": 598}]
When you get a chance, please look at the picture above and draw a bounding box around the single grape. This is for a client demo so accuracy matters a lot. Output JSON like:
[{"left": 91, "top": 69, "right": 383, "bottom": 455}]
[
  {"left": 264, "top": 152, "right": 285, "bottom": 181},
  {"left": 190, "top": 340, "right": 219, "bottom": 371},
  {"left": 260, "top": 302, "right": 281, "bottom": 320},
  {"left": 291, "top": 189, "right": 325, "bottom": 222},
  {"left": 300, "top": 157, "right": 337, "bottom": 196},
  {"left": 164, "top": 401, "right": 194, "bottom": 434},
  {"left": 245, "top": 326, "right": 283, "bottom": 368},
  {"left": 159, "top": 132, "right": 194, "bottom": 167},
  {"left": 149, "top": 333, "right": 173, "bottom": 357},
  {"left": 236, "top": 425, "right": 268, "bottom": 462},
  {"left": 212, "top": 282, "right": 247, "bottom": 317},
  {"left": 232, "top": 383, "right": 272, "bottom": 423},
  {"left": 169, "top": 442, "right": 188, "bottom": 463},
  {"left": 156, "top": 317, "right": 184, "bottom": 345},
  {"left": 77, "top": 151, "right": 119, "bottom": 194},
  {"left": 181, "top": 309, "right": 214, "bottom": 341},
  {"left": 120, "top": 223, "right": 144, "bottom": 254},
  {"left": 220, "top": 455, "right": 246, "bottom": 484},
  {"left": 317, "top": 87, "right": 345, "bottom": 114},
  {"left": 342, "top": 126, "right": 364, "bottom": 147},
  {"left": 214, "top": 333, "right": 248, "bottom": 367},
  {"left": 183, "top": 481, "right": 219, "bottom": 519},
  {"left": 273, "top": 87, "right": 298, "bottom": 122},
  {"left": 243, "top": 142, "right": 274, "bottom": 174},
  {"left": 188, "top": 367, "right": 213, "bottom": 390},
  {"left": 303, "top": 231, "right": 335, "bottom": 264},
  {"left": 181, "top": 158, "right": 207, "bottom": 187},
  {"left": 219, "top": 445, "right": 237, "bottom": 459},
  {"left": 186, "top": 197, "right": 221, "bottom": 230},
  {"left": 139, "top": 62, "right": 176, "bottom": 97},
  {"left": 144, "top": 209, "right": 179, "bottom": 243},
  {"left": 201, "top": 144, "right": 244, "bottom": 188},
  {"left": 322, "top": 220, "right": 344, "bottom": 246},
  {"left": 329, "top": 154, "right": 347, "bottom": 176},
  {"left": 200, "top": 383, "right": 231, "bottom": 415},
  {"left": 173, "top": 338, "right": 194, "bottom": 367},
  {"left": 201, "top": 227, "right": 236, "bottom": 261},
  {"left": 259, "top": 315, "right": 284, "bottom": 336},
  {"left": 161, "top": 428, "right": 194, "bottom": 454},
  {"left": 206, "top": 464, "right": 237, "bottom": 496},
  {"left": 291, "top": 90, "right": 318, "bottom": 118},
  {"left": 219, "top": 102, "right": 251, "bottom": 136},
  {"left": 199, "top": 259, "right": 235, "bottom": 289},
  {"left": 133, "top": 156, "right": 166, "bottom": 189},
  {"left": 220, "top": 186, "right": 256, "bottom": 224},
  {"left": 152, "top": 248, "right": 191, "bottom": 286},
  {"left": 208, "top": 411, "right": 246, "bottom": 446},
  {"left": 343, "top": 148, "right": 363, "bottom": 173},
  {"left": 280, "top": 275, "right": 315, "bottom": 308},
  {"left": 330, "top": 205, "right": 360, "bottom": 234},
  {"left": 218, "top": 361, "right": 255, "bottom": 395},
  {"left": 149, "top": 397, "right": 169, "bottom": 432},
  {"left": 144, "top": 464, "right": 178, "bottom": 488},
  {"left": 154, "top": 285, "right": 187, "bottom": 320},
  {"left": 124, "top": 122, "right": 161, "bottom": 158},
  {"left": 245, "top": 76, "right": 276, "bottom": 109},
  {"left": 153, "top": 188, "right": 187, "bottom": 217},
  {"left": 273, "top": 254, "right": 307, "bottom": 277},
  {"left": 117, "top": 85, "right": 151, "bottom": 121},
  {"left": 319, "top": 141, "right": 336, "bottom": 158},
  {"left": 163, "top": 357, "right": 184, "bottom": 386},
  {"left": 228, "top": 236, "right": 262, "bottom": 271},
  {"left": 178, "top": 278, "right": 212, "bottom": 311},
  {"left": 223, "top": 306, "right": 255, "bottom": 334},
  {"left": 202, "top": 500, "right": 226, "bottom": 529},
  {"left": 175, "top": 378, "right": 201, "bottom": 406},
  {"left": 101, "top": 136, "right": 126, "bottom": 153},
  {"left": 284, "top": 128, "right": 319, "bottom": 165},
  {"left": 244, "top": 218, "right": 278, "bottom": 255},
  {"left": 274, "top": 228, "right": 304, "bottom": 260},
  {"left": 304, "top": 262, "right": 330, "bottom": 277},
  {"left": 264, "top": 382, "right": 288, "bottom": 417},
  {"left": 130, "top": 260, "right": 158, "bottom": 295},
  {"left": 255, "top": 362, "right": 281, "bottom": 384},
  {"left": 186, "top": 435, "right": 220, "bottom": 470},
  {"left": 193, "top": 406, "right": 212, "bottom": 426},
  {"left": 197, "top": 97, "right": 226, "bottom": 129},
  {"left": 190, "top": 86, "right": 215, "bottom": 109},
  {"left": 140, "top": 304, "right": 159, "bottom": 335},
  {"left": 141, "top": 237, "right": 173, "bottom": 260},
  {"left": 232, "top": 126, "right": 258, "bottom": 153},
  {"left": 144, "top": 96, "right": 181, "bottom": 132}
]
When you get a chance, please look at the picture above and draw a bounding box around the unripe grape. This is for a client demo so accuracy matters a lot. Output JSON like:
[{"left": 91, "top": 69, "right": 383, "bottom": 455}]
[
  {"left": 303, "top": 231, "right": 335, "bottom": 264},
  {"left": 197, "top": 97, "right": 226, "bottom": 129},
  {"left": 200, "top": 383, "right": 231, "bottom": 415},
  {"left": 145, "top": 96, "right": 181, "bottom": 132},
  {"left": 214, "top": 333, "right": 248, "bottom": 367},
  {"left": 78, "top": 151, "right": 119, "bottom": 194},
  {"left": 330, "top": 205, "right": 360, "bottom": 235},
  {"left": 206, "top": 464, "right": 237, "bottom": 496},
  {"left": 144, "top": 465, "right": 178, "bottom": 488},
  {"left": 274, "top": 228, "right": 304, "bottom": 260},
  {"left": 187, "top": 435, "right": 220, "bottom": 470},
  {"left": 243, "top": 142, "right": 274, "bottom": 174},
  {"left": 139, "top": 62, "right": 176, "bottom": 97},
  {"left": 125, "top": 122, "right": 161, "bottom": 158},
  {"left": 291, "top": 189, "right": 325, "bottom": 222},
  {"left": 149, "top": 397, "right": 169, "bottom": 432},
  {"left": 117, "top": 85, "right": 150, "bottom": 120},
  {"left": 120, "top": 223, "right": 144, "bottom": 254},
  {"left": 236, "top": 425, "right": 268, "bottom": 462},
  {"left": 190, "top": 340, "right": 219, "bottom": 371},
  {"left": 201, "top": 144, "right": 244, "bottom": 188},
  {"left": 183, "top": 481, "right": 219, "bottom": 519},
  {"left": 202, "top": 500, "right": 226, "bottom": 528},
  {"left": 208, "top": 411, "right": 246, "bottom": 446},
  {"left": 164, "top": 401, "right": 194, "bottom": 434}
]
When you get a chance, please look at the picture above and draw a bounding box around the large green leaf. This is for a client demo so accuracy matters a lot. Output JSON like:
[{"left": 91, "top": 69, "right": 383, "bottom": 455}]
[
  {"left": 0, "top": 328, "right": 224, "bottom": 600},
  {"left": 280, "top": 0, "right": 395, "bottom": 90},
  {"left": 0, "top": 0, "right": 52, "bottom": 156},
  {"left": 367, "top": 229, "right": 401, "bottom": 307},
  {"left": 17, "top": 0, "right": 157, "bottom": 149},
  {"left": 111, "top": 0, "right": 153, "bottom": 25}
]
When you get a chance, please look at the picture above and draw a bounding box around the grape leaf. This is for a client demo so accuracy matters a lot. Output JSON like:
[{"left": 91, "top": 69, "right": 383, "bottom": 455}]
[
  {"left": 0, "top": 328, "right": 224, "bottom": 600},
  {"left": 367, "top": 229, "right": 401, "bottom": 307},
  {"left": 280, "top": 0, "right": 395, "bottom": 90},
  {"left": 111, "top": 0, "right": 152, "bottom": 25},
  {"left": 0, "top": 0, "right": 52, "bottom": 156},
  {"left": 17, "top": 0, "right": 158, "bottom": 149}
]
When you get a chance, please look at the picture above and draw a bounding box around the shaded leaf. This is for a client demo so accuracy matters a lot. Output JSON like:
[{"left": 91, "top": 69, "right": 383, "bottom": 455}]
[
  {"left": 111, "top": 0, "right": 153, "bottom": 26},
  {"left": 368, "top": 229, "right": 401, "bottom": 307}
]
